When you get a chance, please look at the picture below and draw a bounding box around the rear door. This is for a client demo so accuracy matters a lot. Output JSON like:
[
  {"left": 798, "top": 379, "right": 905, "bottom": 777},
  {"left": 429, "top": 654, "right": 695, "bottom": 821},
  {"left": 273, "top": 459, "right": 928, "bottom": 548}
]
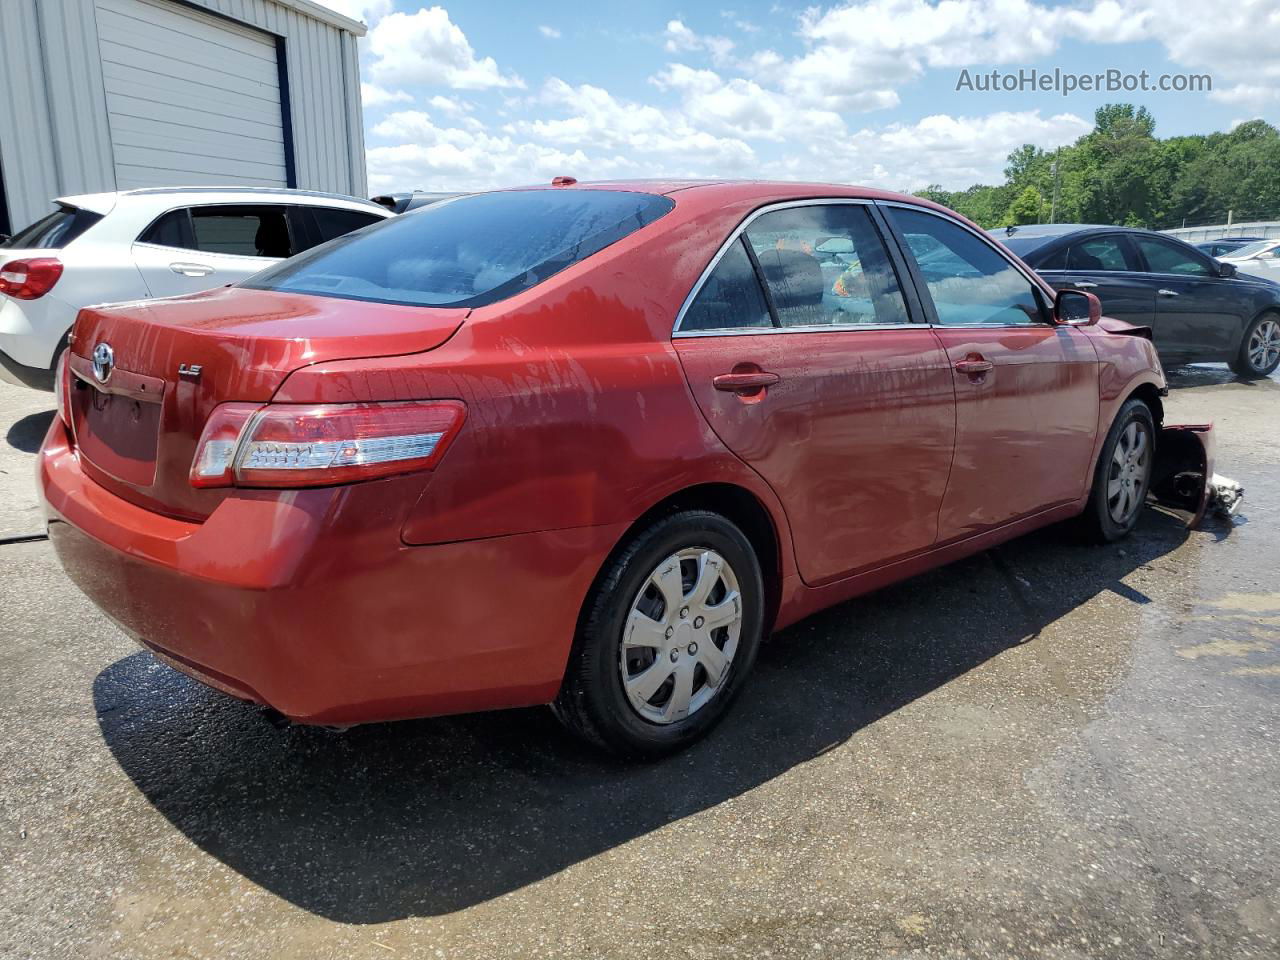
[
  {"left": 1035, "top": 232, "right": 1156, "bottom": 329},
  {"left": 883, "top": 204, "right": 1099, "bottom": 541},
  {"left": 132, "top": 204, "right": 295, "bottom": 297},
  {"left": 1130, "top": 233, "right": 1245, "bottom": 361},
  {"left": 673, "top": 201, "right": 956, "bottom": 585}
]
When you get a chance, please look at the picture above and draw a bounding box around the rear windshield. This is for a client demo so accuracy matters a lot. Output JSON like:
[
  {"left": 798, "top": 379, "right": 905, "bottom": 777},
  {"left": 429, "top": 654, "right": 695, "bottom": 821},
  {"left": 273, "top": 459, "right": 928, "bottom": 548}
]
[
  {"left": 999, "top": 234, "right": 1059, "bottom": 259},
  {"left": 1, "top": 205, "right": 103, "bottom": 250},
  {"left": 243, "top": 189, "right": 675, "bottom": 308}
]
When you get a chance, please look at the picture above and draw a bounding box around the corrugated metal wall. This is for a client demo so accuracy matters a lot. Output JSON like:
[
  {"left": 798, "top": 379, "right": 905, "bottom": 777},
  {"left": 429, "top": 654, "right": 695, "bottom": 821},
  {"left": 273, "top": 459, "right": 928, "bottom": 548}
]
[{"left": 0, "top": 0, "right": 367, "bottom": 233}]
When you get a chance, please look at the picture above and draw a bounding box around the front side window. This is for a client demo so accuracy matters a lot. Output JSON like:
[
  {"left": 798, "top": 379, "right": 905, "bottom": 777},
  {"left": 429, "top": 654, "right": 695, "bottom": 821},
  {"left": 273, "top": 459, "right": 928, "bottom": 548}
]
[
  {"left": 888, "top": 207, "right": 1047, "bottom": 326},
  {"left": 1066, "top": 236, "right": 1133, "bottom": 272},
  {"left": 2, "top": 205, "right": 102, "bottom": 250},
  {"left": 743, "top": 204, "right": 909, "bottom": 327},
  {"left": 681, "top": 239, "right": 772, "bottom": 332},
  {"left": 1133, "top": 236, "right": 1210, "bottom": 276},
  {"left": 306, "top": 207, "right": 385, "bottom": 246},
  {"left": 246, "top": 190, "right": 675, "bottom": 308}
]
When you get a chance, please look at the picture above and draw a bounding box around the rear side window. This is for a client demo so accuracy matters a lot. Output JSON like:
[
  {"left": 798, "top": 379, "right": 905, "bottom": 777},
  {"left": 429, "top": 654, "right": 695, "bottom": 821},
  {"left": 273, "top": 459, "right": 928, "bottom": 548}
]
[
  {"left": 744, "top": 204, "right": 909, "bottom": 327},
  {"left": 138, "top": 209, "right": 194, "bottom": 249},
  {"left": 2, "top": 205, "right": 102, "bottom": 250},
  {"left": 193, "top": 206, "right": 292, "bottom": 258},
  {"left": 681, "top": 239, "right": 772, "bottom": 332},
  {"left": 244, "top": 190, "right": 675, "bottom": 308},
  {"left": 1066, "top": 236, "right": 1132, "bottom": 271},
  {"left": 307, "top": 207, "right": 384, "bottom": 245},
  {"left": 139, "top": 205, "right": 294, "bottom": 258}
]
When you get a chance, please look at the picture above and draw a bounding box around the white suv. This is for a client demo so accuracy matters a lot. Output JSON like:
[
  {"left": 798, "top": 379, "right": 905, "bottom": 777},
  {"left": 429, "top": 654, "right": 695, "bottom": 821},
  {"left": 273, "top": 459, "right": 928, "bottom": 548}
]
[{"left": 0, "top": 187, "right": 391, "bottom": 389}]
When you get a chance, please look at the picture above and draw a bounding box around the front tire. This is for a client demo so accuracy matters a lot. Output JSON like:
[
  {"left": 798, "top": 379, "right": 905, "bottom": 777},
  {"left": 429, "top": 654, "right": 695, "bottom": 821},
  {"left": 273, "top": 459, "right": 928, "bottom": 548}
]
[
  {"left": 1079, "top": 398, "right": 1155, "bottom": 543},
  {"left": 1229, "top": 313, "right": 1280, "bottom": 379},
  {"left": 553, "top": 510, "right": 765, "bottom": 758}
]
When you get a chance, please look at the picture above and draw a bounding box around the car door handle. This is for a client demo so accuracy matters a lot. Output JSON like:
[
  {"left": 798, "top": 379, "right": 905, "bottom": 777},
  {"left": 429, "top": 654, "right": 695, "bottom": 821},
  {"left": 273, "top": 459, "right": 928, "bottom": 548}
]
[
  {"left": 954, "top": 357, "right": 994, "bottom": 376},
  {"left": 713, "top": 371, "right": 781, "bottom": 392},
  {"left": 1157, "top": 288, "right": 1179, "bottom": 297},
  {"left": 170, "top": 262, "right": 214, "bottom": 277},
  {"left": 1071, "top": 281, "right": 1098, "bottom": 289}
]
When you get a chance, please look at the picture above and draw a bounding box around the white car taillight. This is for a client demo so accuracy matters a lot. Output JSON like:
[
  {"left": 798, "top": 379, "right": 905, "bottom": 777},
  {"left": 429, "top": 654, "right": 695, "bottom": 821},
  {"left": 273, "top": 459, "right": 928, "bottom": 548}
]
[
  {"left": 190, "top": 400, "right": 466, "bottom": 489},
  {"left": 0, "top": 258, "right": 64, "bottom": 299}
]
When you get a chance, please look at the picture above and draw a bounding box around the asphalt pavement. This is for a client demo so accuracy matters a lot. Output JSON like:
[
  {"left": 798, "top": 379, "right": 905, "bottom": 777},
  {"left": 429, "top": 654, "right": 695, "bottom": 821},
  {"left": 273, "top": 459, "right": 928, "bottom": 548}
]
[{"left": 0, "top": 367, "right": 1276, "bottom": 959}]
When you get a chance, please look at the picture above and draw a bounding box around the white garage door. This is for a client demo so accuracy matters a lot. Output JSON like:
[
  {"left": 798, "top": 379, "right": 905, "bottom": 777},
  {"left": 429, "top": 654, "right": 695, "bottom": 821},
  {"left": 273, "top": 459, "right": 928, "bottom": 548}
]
[{"left": 96, "top": 0, "right": 289, "bottom": 190}]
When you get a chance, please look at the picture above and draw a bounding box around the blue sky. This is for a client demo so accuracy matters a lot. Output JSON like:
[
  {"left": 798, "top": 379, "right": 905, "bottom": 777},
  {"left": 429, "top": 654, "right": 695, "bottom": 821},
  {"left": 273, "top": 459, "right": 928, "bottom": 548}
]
[{"left": 318, "top": 1, "right": 1280, "bottom": 195}]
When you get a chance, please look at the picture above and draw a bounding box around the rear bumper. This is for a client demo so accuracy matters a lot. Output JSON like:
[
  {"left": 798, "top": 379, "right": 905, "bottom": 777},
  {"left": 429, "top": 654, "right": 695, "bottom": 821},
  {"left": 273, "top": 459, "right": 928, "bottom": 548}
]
[
  {"left": 39, "top": 418, "right": 625, "bottom": 724},
  {"left": 0, "top": 347, "right": 55, "bottom": 390}
]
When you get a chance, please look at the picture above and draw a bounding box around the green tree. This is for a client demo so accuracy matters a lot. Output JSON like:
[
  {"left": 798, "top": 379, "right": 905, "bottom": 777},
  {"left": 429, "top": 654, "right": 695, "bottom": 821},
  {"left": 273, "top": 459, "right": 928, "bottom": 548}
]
[{"left": 1002, "top": 186, "right": 1045, "bottom": 225}]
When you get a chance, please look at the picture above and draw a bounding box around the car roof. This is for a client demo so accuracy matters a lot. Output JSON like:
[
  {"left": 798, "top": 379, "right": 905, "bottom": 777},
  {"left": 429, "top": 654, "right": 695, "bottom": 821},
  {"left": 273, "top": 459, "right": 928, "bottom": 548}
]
[
  {"left": 56, "top": 187, "right": 387, "bottom": 215},
  {"left": 507, "top": 178, "right": 920, "bottom": 200},
  {"left": 991, "top": 223, "right": 1117, "bottom": 241}
]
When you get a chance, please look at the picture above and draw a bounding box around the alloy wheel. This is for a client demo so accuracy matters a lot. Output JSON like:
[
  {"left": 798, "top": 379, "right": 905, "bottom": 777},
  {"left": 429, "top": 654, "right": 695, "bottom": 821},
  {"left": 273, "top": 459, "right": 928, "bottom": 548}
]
[
  {"left": 1107, "top": 420, "right": 1152, "bottom": 525},
  {"left": 619, "top": 547, "right": 743, "bottom": 724},
  {"left": 1247, "top": 318, "right": 1280, "bottom": 373}
]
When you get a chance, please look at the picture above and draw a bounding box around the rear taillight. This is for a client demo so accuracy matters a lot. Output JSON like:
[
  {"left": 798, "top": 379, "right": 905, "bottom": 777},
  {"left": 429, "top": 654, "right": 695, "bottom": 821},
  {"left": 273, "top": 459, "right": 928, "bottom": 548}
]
[
  {"left": 0, "top": 258, "right": 64, "bottom": 299},
  {"left": 55, "top": 349, "right": 72, "bottom": 429},
  {"left": 190, "top": 400, "right": 466, "bottom": 489}
]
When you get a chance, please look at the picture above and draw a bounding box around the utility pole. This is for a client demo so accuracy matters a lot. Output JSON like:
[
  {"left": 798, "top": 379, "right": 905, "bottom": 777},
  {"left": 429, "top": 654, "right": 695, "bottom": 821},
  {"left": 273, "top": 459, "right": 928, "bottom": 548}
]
[{"left": 1050, "top": 149, "right": 1061, "bottom": 224}]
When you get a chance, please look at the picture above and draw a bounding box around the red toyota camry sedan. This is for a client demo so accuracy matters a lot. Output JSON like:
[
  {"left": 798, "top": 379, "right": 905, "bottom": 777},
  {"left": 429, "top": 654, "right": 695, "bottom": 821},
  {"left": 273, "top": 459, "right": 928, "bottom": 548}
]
[{"left": 39, "top": 180, "right": 1210, "bottom": 756}]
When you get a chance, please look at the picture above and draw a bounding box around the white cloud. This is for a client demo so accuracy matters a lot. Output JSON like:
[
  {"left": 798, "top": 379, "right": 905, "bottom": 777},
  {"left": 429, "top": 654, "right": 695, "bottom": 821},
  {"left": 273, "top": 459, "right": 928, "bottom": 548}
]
[
  {"left": 538, "top": 25, "right": 562, "bottom": 39},
  {"left": 361, "top": 82, "right": 412, "bottom": 107},
  {"left": 663, "top": 19, "right": 736, "bottom": 67},
  {"left": 506, "top": 78, "right": 757, "bottom": 172},
  {"left": 768, "top": 110, "right": 1093, "bottom": 190},
  {"left": 368, "top": 7, "right": 523, "bottom": 90},
  {"left": 367, "top": 109, "right": 597, "bottom": 192},
  {"left": 651, "top": 64, "right": 846, "bottom": 141}
]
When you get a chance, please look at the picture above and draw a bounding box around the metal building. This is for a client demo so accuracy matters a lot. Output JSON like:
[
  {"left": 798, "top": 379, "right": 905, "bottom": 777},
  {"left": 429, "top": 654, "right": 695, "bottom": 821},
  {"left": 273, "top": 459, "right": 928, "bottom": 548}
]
[{"left": 0, "top": 0, "right": 368, "bottom": 236}]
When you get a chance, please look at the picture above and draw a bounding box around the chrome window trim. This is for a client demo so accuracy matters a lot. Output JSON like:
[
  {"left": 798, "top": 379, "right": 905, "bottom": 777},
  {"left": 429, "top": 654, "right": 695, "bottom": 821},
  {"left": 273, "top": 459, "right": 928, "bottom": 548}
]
[
  {"left": 880, "top": 199, "right": 1059, "bottom": 330},
  {"left": 671, "top": 197, "right": 917, "bottom": 337},
  {"left": 674, "top": 322, "right": 921, "bottom": 339}
]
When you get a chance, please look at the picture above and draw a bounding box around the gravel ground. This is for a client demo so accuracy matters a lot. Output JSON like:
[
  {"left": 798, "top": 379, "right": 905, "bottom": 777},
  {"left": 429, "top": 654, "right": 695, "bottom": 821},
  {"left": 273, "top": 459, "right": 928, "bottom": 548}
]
[{"left": 0, "top": 366, "right": 1276, "bottom": 960}]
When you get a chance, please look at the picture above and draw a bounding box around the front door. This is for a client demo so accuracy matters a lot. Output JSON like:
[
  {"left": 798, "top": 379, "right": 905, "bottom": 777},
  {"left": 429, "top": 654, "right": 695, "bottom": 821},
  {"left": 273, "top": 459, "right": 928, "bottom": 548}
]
[
  {"left": 883, "top": 204, "right": 1100, "bottom": 541},
  {"left": 1130, "top": 233, "right": 1242, "bottom": 361},
  {"left": 673, "top": 201, "right": 956, "bottom": 585},
  {"left": 1035, "top": 232, "right": 1157, "bottom": 332}
]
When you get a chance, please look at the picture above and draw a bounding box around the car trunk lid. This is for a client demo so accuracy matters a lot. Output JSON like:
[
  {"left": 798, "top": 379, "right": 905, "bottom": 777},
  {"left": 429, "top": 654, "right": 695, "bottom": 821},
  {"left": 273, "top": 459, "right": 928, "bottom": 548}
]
[{"left": 67, "top": 287, "right": 466, "bottom": 519}]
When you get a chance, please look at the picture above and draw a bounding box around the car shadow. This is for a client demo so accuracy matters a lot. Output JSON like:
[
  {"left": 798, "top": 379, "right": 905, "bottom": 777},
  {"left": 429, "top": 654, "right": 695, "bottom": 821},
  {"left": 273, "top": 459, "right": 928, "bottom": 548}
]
[
  {"left": 5, "top": 409, "right": 54, "bottom": 453},
  {"left": 1166, "top": 363, "right": 1280, "bottom": 391},
  {"left": 94, "top": 509, "right": 1194, "bottom": 924}
]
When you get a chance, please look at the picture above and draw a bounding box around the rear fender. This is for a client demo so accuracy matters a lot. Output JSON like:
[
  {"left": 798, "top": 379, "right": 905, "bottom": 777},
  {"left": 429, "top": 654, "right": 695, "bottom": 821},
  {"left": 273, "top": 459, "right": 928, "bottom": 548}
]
[{"left": 1150, "top": 423, "right": 1214, "bottom": 528}]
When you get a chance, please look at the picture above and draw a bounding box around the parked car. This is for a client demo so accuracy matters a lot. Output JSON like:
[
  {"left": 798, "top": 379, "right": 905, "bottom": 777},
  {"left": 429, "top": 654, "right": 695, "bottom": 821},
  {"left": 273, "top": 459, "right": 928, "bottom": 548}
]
[
  {"left": 40, "top": 181, "right": 1212, "bottom": 757},
  {"left": 1195, "top": 237, "right": 1267, "bottom": 258},
  {"left": 370, "top": 191, "right": 464, "bottom": 214},
  {"left": 1216, "top": 238, "right": 1280, "bottom": 280},
  {"left": 997, "top": 224, "right": 1280, "bottom": 378},
  {"left": 0, "top": 187, "right": 391, "bottom": 390}
]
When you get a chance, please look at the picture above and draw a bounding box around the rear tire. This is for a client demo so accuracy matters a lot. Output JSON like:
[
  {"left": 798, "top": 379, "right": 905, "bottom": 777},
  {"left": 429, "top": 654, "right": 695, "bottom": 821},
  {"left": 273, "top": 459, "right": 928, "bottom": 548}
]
[
  {"left": 1079, "top": 399, "right": 1155, "bottom": 544},
  {"left": 553, "top": 510, "right": 765, "bottom": 758},
  {"left": 1229, "top": 313, "right": 1280, "bottom": 379}
]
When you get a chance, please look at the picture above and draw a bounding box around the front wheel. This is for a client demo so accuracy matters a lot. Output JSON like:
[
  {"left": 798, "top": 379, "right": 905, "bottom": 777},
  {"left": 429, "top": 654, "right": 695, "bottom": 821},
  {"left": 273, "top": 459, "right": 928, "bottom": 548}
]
[
  {"left": 553, "top": 510, "right": 765, "bottom": 757},
  {"left": 1079, "top": 398, "right": 1155, "bottom": 543},
  {"left": 1229, "top": 313, "right": 1280, "bottom": 379}
]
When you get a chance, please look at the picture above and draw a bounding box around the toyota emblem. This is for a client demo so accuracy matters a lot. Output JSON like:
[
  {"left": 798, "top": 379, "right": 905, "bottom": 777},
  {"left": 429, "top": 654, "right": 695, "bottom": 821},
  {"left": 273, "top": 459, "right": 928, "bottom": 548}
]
[{"left": 91, "top": 342, "right": 114, "bottom": 384}]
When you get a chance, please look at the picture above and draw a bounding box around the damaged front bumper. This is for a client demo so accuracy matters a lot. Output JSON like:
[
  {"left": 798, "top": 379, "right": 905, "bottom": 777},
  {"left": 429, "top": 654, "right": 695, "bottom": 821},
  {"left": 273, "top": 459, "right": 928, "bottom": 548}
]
[{"left": 1150, "top": 423, "right": 1243, "bottom": 527}]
